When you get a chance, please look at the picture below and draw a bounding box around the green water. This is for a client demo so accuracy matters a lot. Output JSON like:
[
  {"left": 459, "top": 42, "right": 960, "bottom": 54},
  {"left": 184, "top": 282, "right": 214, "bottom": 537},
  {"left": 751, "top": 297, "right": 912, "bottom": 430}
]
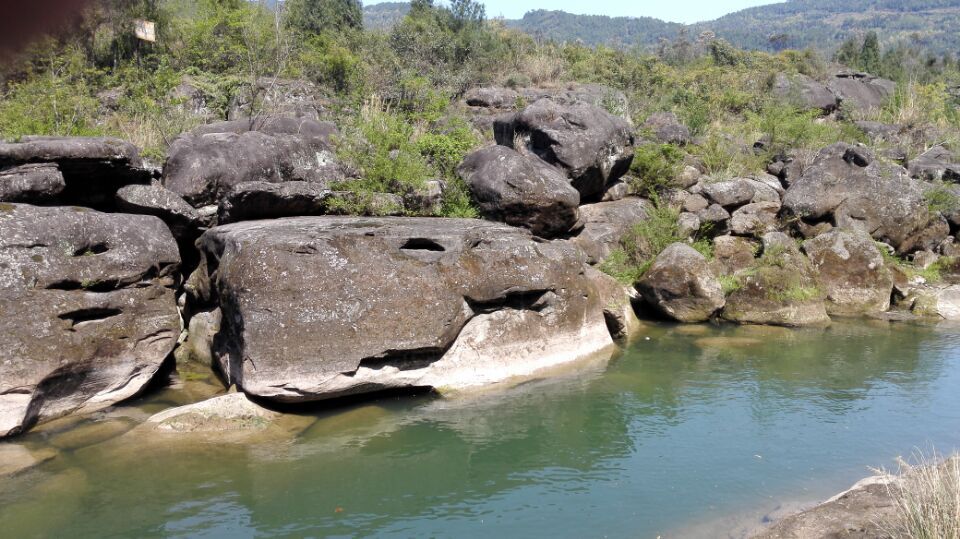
[{"left": 3, "top": 320, "right": 960, "bottom": 538}]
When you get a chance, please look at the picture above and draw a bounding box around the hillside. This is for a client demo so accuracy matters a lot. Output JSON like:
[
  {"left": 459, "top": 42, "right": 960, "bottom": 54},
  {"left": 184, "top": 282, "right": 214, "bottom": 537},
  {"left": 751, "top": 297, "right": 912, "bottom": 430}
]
[{"left": 363, "top": 0, "right": 960, "bottom": 54}]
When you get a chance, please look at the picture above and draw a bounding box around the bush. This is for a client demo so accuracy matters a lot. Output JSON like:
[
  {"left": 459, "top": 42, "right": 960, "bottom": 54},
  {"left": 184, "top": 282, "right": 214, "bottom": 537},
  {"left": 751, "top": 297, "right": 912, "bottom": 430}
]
[
  {"left": 628, "top": 143, "right": 685, "bottom": 196},
  {"left": 882, "top": 450, "right": 960, "bottom": 539}
]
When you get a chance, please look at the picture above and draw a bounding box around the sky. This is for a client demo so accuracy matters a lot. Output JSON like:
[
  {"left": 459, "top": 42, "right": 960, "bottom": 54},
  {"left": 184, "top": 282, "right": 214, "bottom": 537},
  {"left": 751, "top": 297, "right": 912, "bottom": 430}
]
[{"left": 365, "top": 0, "right": 786, "bottom": 24}]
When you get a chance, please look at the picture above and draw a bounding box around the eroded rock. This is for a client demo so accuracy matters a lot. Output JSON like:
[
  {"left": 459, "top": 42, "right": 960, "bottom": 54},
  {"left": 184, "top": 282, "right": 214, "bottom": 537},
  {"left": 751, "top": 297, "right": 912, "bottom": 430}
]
[
  {"left": 801, "top": 230, "right": 893, "bottom": 316},
  {"left": 571, "top": 197, "right": 652, "bottom": 265},
  {"left": 637, "top": 243, "right": 725, "bottom": 323},
  {"left": 0, "top": 164, "right": 65, "bottom": 203}
]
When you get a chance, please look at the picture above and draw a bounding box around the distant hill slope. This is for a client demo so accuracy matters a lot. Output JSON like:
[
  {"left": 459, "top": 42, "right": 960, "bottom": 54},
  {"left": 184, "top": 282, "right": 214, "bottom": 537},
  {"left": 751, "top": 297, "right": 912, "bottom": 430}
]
[{"left": 363, "top": 0, "right": 960, "bottom": 54}]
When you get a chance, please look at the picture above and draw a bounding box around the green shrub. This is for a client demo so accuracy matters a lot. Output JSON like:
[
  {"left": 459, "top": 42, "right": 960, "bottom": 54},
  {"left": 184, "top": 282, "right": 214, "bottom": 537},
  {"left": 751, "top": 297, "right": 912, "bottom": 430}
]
[
  {"left": 924, "top": 184, "right": 960, "bottom": 213},
  {"left": 629, "top": 143, "right": 685, "bottom": 196}
]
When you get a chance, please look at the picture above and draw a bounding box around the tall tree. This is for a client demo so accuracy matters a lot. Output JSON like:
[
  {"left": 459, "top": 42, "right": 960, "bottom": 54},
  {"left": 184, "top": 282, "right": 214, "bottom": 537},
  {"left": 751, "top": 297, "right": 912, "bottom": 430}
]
[{"left": 860, "top": 31, "right": 881, "bottom": 74}]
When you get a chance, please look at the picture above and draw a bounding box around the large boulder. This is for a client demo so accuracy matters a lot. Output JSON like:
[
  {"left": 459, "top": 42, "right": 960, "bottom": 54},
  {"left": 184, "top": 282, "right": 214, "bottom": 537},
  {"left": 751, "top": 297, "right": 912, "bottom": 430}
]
[
  {"left": 909, "top": 145, "right": 960, "bottom": 182},
  {"left": 729, "top": 201, "right": 781, "bottom": 236},
  {"left": 772, "top": 72, "right": 839, "bottom": 113},
  {"left": 0, "top": 204, "right": 181, "bottom": 438},
  {"left": 457, "top": 146, "right": 580, "bottom": 238},
  {"left": 494, "top": 98, "right": 635, "bottom": 201},
  {"left": 828, "top": 71, "right": 896, "bottom": 112},
  {"left": 216, "top": 181, "right": 406, "bottom": 224},
  {"left": 571, "top": 197, "right": 652, "bottom": 265},
  {"left": 586, "top": 267, "right": 643, "bottom": 342},
  {"left": 801, "top": 230, "right": 893, "bottom": 316},
  {"left": 701, "top": 178, "right": 756, "bottom": 208},
  {"left": 643, "top": 112, "right": 690, "bottom": 145},
  {"left": 162, "top": 117, "right": 342, "bottom": 208},
  {"left": 0, "top": 163, "right": 65, "bottom": 203},
  {"left": 913, "top": 284, "right": 960, "bottom": 320},
  {"left": 0, "top": 137, "right": 152, "bottom": 207},
  {"left": 192, "top": 217, "right": 614, "bottom": 402},
  {"left": 637, "top": 243, "right": 725, "bottom": 323},
  {"left": 722, "top": 232, "right": 831, "bottom": 327},
  {"left": 782, "top": 143, "right": 939, "bottom": 254}
]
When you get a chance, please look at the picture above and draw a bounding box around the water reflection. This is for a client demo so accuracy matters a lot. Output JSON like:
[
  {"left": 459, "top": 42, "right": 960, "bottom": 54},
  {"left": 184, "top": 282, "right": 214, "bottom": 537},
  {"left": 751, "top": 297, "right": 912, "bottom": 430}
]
[{"left": 1, "top": 320, "right": 958, "bottom": 538}]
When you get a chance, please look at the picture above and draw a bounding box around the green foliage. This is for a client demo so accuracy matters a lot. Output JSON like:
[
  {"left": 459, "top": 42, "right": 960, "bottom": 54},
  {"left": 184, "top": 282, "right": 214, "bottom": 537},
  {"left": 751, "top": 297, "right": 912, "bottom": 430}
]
[
  {"left": 629, "top": 143, "right": 684, "bottom": 196},
  {"left": 600, "top": 195, "right": 712, "bottom": 284},
  {"left": 285, "top": 0, "right": 363, "bottom": 35},
  {"left": 925, "top": 184, "right": 960, "bottom": 213},
  {"left": 295, "top": 34, "right": 366, "bottom": 95},
  {"left": 718, "top": 274, "right": 743, "bottom": 296}
]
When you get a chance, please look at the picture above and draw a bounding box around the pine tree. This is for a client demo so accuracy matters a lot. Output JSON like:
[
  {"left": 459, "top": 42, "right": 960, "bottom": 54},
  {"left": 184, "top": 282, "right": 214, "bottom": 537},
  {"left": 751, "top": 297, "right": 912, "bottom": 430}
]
[{"left": 860, "top": 31, "right": 881, "bottom": 74}]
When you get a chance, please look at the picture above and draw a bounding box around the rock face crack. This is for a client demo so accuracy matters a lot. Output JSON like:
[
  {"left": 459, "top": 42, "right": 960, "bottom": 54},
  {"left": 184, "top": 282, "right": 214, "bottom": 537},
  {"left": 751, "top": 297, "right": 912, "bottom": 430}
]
[{"left": 57, "top": 307, "right": 123, "bottom": 329}]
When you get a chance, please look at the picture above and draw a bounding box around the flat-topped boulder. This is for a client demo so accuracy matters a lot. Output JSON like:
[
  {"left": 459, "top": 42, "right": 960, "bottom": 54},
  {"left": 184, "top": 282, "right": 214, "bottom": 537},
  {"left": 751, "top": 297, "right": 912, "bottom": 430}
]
[
  {"left": 909, "top": 145, "right": 960, "bottom": 182},
  {"left": 801, "top": 230, "right": 893, "bottom": 316},
  {"left": 162, "top": 117, "right": 343, "bottom": 208},
  {"left": 494, "top": 98, "right": 635, "bottom": 201},
  {"left": 457, "top": 145, "right": 580, "bottom": 238},
  {"left": 0, "top": 204, "right": 181, "bottom": 438},
  {"left": 782, "top": 143, "right": 939, "bottom": 253},
  {"left": 0, "top": 163, "right": 65, "bottom": 203},
  {"left": 115, "top": 184, "right": 204, "bottom": 239},
  {"left": 0, "top": 136, "right": 152, "bottom": 207},
  {"left": 828, "top": 71, "right": 896, "bottom": 112},
  {"left": 192, "top": 216, "right": 613, "bottom": 402},
  {"left": 772, "top": 72, "right": 838, "bottom": 113}
]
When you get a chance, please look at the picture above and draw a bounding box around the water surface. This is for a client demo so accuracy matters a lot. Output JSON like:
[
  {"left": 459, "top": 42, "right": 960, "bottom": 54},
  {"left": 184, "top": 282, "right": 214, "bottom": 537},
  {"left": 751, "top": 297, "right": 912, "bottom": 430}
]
[{"left": 2, "top": 319, "right": 960, "bottom": 538}]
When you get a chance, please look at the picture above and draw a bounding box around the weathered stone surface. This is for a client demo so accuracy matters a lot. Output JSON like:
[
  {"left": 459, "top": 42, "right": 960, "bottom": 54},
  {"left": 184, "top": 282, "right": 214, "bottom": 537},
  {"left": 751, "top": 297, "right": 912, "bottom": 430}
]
[
  {"left": 494, "top": 98, "right": 635, "bottom": 201},
  {"left": 217, "top": 181, "right": 332, "bottom": 224},
  {"left": 801, "top": 230, "right": 893, "bottom": 316},
  {"left": 643, "top": 112, "right": 691, "bottom": 145},
  {"left": 162, "top": 117, "right": 342, "bottom": 207},
  {"left": 457, "top": 145, "right": 580, "bottom": 238},
  {"left": 571, "top": 197, "right": 652, "bottom": 265},
  {"left": 729, "top": 201, "right": 781, "bottom": 236},
  {"left": 697, "top": 203, "right": 731, "bottom": 226},
  {"left": 675, "top": 165, "right": 702, "bottom": 189},
  {"left": 701, "top": 178, "right": 756, "bottom": 208},
  {"left": 638, "top": 243, "right": 725, "bottom": 323},
  {"left": 755, "top": 475, "right": 896, "bottom": 539},
  {"left": 711, "top": 235, "right": 758, "bottom": 275},
  {"left": 194, "top": 217, "right": 613, "bottom": 402},
  {"left": 746, "top": 176, "right": 783, "bottom": 202},
  {"left": 586, "top": 267, "right": 642, "bottom": 342},
  {"left": 177, "top": 308, "right": 221, "bottom": 367},
  {"left": 0, "top": 204, "right": 181, "bottom": 438},
  {"left": 723, "top": 232, "right": 830, "bottom": 327},
  {"left": 772, "top": 72, "right": 839, "bottom": 113},
  {"left": 115, "top": 184, "right": 204, "bottom": 239},
  {"left": 0, "top": 137, "right": 151, "bottom": 207},
  {"left": 677, "top": 212, "right": 701, "bottom": 238},
  {"left": 145, "top": 393, "right": 277, "bottom": 433},
  {"left": 782, "top": 143, "right": 936, "bottom": 253},
  {"left": 682, "top": 193, "right": 709, "bottom": 213},
  {"left": 227, "top": 78, "right": 328, "bottom": 120},
  {"left": 828, "top": 71, "right": 897, "bottom": 112},
  {"left": 913, "top": 284, "right": 960, "bottom": 320},
  {"left": 601, "top": 179, "right": 629, "bottom": 202},
  {"left": 464, "top": 87, "right": 521, "bottom": 108},
  {"left": 909, "top": 145, "right": 960, "bottom": 182},
  {"left": 0, "top": 164, "right": 65, "bottom": 203}
]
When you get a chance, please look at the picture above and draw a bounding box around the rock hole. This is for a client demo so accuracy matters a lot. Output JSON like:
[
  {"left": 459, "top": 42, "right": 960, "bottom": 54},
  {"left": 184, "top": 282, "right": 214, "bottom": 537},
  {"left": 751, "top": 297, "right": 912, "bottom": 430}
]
[
  {"left": 57, "top": 307, "right": 123, "bottom": 329},
  {"left": 842, "top": 149, "right": 870, "bottom": 168},
  {"left": 73, "top": 242, "right": 109, "bottom": 257},
  {"left": 400, "top": 238, "right": 445, "bottom": 252}
]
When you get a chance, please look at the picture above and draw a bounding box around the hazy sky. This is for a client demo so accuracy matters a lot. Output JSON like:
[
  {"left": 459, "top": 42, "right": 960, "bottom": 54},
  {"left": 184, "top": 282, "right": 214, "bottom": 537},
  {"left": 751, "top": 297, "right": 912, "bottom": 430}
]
[{"left": 365, "top": 0, "right": 785, "bottom": 24}]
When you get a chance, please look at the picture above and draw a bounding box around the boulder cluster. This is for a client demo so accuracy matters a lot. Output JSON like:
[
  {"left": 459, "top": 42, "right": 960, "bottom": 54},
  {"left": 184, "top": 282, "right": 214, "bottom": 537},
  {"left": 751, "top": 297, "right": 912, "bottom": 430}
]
[{"left": 2, "top": 74, "right": 958, "bottom": 439}]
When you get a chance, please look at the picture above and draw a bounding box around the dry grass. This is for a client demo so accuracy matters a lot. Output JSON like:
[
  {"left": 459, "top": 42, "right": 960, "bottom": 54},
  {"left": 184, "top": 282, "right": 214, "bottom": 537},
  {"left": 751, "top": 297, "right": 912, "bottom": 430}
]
[
  {"left": 881, "top": 450, "right": 960, "bottom": 539},
  {"left": 520, "top": 53, "right": 566, "bottom": 86}
]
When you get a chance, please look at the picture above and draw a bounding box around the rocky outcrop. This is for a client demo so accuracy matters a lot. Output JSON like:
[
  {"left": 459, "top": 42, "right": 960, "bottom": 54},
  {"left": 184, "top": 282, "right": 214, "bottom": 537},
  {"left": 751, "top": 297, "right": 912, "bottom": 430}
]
[
  {"left": 192, "top": 216, "right": 614, "bottom": 402},
  {"left": 912, "top": 284, "right": 960, "bottom": 320},
  {"left": 0, "top": 136, "right": 152, "bottom": 207},
  {"left": 457, "top": 145, "right": 580, "bottom": 238},
  {"left": 801, "top": 230, "right": 893, "bottom": 316},
  {"left": 772, "top": 72, "right": 838, "bottom": 113},
  {"left": 828, "top": 71, "right": 897, "bottom": 112},
  {"left": 217, "top": 181, "right": 332, "bottom": 224},
  {"left": 162, "top": 117, "right": 343, "bottom": 208},
  {"left": 701, "top": 178, "right": 757, "bottom": 208},
  {"left": 782, "top": 143, "right": 941, "bottom": 254},
  {"left": 0, "top": 204, "right": 181, "bottom": 438},
  {"left": 571, "top": 197, "right": 652, "bottom": 265},
  {"left": 586, "top": 267, "right": 642, "bottom": 341},
  {"left": 730, "top": 201, "right": 781, "bottom": 236},
  {"left": 638, "top": 243, "right": 725, "bottom": 323},
  {"left": 115, "top": 184, "right": 204, "bottom": 240},
  {"left": 494, "top": 98, "right": 635, "bottom": 201},
  {"left": 722, "top": 233, "right": 830, "bottom": 327},
  {"left": 712, "top": 235, "right": 759, "bottom": 275},
  {"left": 0, "top": 163, "right": 65, "bottom": 203}
]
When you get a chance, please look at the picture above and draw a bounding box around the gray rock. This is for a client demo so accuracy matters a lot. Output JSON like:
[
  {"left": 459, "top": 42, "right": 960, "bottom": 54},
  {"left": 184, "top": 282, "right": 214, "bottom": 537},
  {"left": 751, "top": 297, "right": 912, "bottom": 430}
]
[
  {"left": 162, "top": 117, "right": 342, "bottom": 207},
  {"left": 494, "top": 98, "right": 635, "bottom": 201},
  {"left": 586, "top": 267, "right": 642, "bottom": 342},
  {"left": 772, "top": 72, "right": 838, "bottom": 113},
  {"left": 697, "top": 204, "right": 731, "bottom": 226},
  {"left": 0, "top": 204, "right": 181, "bottom": 438},
  {"left": 682, "top": 193, "right": 709, "bottom": 213},
  {"left": 571, "top": 197, "right": 652, "bottom": 265},
  {"left": 115, "top": 184, "right": 204, "bottom": 239},
  {"left": 828, "top": 71, "right": 897, "bottom": 112},
  {"left": 729, "top": 201, "right": 781, "bottom": 236},
  {"left": 193, "top": 217, "right": 613, "bottom": 402},
  {"left": 217, "top": 181, "right": 332, "bottom": 225},
  {"left": 913, "top": 250, "right": 940, "bottom": 270},
  {"left": 675, "top": 165, "right": 702, "bottom": 189},
  {"left": 801, "top": 230, "right": 893, "bottom": 316},
  {"left": 701, "top": 178, "right": 756, "bottom": 207},
  {"left": 782, "top": 143, "right": 938, "bottom": 254},
  {"left": 722, "top": 233, "right": 830, "bottom": 327},
  {"left": 0, "top": 137, "right": 152, "bottom": 207},
  {"left": 638, "top": 243, "right": 725, "bottom": 323},
  {"left": 456, "top": 146, "right": 580, "bottom": 238},
  {"left": 677, "top": 212, "right": 701, "bottom": 238},
  {"left": 643, "top": 112, "right": 691, "bottom": 145},
  {"left": 601, "top": 179, "right": 629, "bottom": 202},
  {"left": 0, "top": 164, "right": 65, "bottom": 203},
  {"left": 746, "top": 177, "right": 783, "bottom": 203},
  {"left": 464, "top": 87, "right": 521, "bottom": 109},
  {"left": 909, "top": 145, "right": 960, "bottom": 182},
  {"left": 712, "top": 235, "right": 758, "bottom": 275}
]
